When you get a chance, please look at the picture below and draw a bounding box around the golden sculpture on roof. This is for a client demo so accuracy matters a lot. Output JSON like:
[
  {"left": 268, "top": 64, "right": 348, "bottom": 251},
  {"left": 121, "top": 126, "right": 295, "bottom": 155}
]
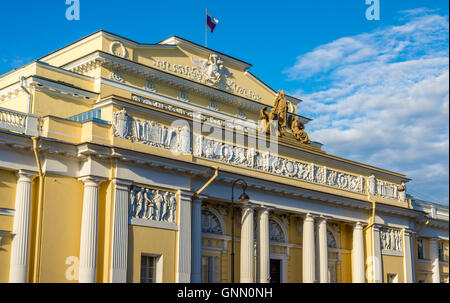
[{"left": 258, "top": 90, "right": 311, "bottom": 145}]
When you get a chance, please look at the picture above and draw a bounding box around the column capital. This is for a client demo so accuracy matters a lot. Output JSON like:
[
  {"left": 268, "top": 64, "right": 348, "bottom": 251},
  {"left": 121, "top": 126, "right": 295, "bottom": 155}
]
[
  {"left": 255, "top": 205, "right": 274, "bottom": 214},
  {"left": 112, "top": 178, "right": 133, "bottom": 190},
  {"left": 402, "top": 228, "right": 416, "bottom": 237},
  {"left": 239, "top": 202, "right": 259, "bottom": 212},
  {"left": 316, "top": 215, "right": 332, "bottom": 223},
  {"left": 372, "top": 223, "right": 382, "bottom": 231},
  {"left": 353, "top": 221, "right": 365, "bottom": 229},
  {"left": 16, "top": 169, "right": 38, "bottom": 182},
  {"left": 78, "top": 175, "right": 106, "bottom": 187},
  {"left": 303, "top": 213, "right": 316, "bottom": 222},
  {"left": 178, "top": 189, "right": 197, "bottom": 201}
]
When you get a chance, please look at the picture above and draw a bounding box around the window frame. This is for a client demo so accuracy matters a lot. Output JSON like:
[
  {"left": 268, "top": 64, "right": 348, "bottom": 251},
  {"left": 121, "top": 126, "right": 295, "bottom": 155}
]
[{"left": 140, "top": 253, "right": 163, "bottom": 283}]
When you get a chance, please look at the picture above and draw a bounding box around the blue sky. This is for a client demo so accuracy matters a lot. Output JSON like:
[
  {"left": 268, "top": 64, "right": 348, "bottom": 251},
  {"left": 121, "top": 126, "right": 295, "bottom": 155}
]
[{"left": 0, "top": 0, "right": 448, "bottom": 205}]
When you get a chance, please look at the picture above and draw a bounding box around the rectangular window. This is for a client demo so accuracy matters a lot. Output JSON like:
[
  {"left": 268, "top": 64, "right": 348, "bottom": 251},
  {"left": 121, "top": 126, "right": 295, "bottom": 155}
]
[
  {"left": 201, "top": 256, "right": 220, "bottom": 283},
  {"left": 140, "top": 255, "right": 156, "bottom": 283},
  {"left": 438, "top": 242, "right": 446, "bottom": 261},
  {"left": 417, "top": 239, "right": 425, "bottom": 260},
  {"left": 387, "top": 273, "right": 398, "bottom": 283}
]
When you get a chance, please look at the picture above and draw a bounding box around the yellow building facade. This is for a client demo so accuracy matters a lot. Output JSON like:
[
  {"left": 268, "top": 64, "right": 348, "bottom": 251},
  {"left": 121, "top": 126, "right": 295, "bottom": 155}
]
[{"left": 0, "top": 30, "right": 448, "bottom": 283}]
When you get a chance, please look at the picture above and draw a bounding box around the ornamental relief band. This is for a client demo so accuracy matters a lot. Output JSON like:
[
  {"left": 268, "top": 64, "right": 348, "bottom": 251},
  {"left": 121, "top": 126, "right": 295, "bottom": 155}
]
[
  {"left": 129, "top": 185, "right": 177, "bottom": 224},
  {"left": 113, "top": 108, "right": 191, "bottom": 154},
  {"left": 113, "top": 112, "right": 402, "bottom": 198},
  {"left": 131, "top": 94, "right": 255, "bottom": 134},
  {"left": 380, "top": 228, "right": 403, "bottom": 252},
  {"left": 194, "top": 134, "right": 365, "bottom": 194},
  {"left": 153, "top": 54, "right": 262, "bottom": 101}
]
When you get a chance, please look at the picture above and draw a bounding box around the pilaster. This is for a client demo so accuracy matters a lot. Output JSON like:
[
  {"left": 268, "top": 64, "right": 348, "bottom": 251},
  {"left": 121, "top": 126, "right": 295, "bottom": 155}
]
[{"left": 110, "top": 178, "right": 132, "bottom": 283}]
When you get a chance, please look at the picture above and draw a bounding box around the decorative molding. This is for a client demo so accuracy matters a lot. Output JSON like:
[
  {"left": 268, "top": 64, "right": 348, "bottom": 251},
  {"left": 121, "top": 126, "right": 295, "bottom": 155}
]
[
  {"left": 236, "top": 109, "right": 246, "bottom": 119},
  {"left": 144, "top": 81, "right": 156, "bottom": 93},
  {"left": 65, "top": 51, "right": 265, "bottom": 112},
  {"left": 130, "top": 93, "right": 257, "bottom": 133},
  {"left": 0, "top": 208, "right": 15, "bottom": 216},
  {"left": 178, "top": 91, "right": 189, "bottom": 102},
  {"left": 130, "top": 217, "right": 178, "bottom": 230},
  {"left": 0, "top": 75, "right": 97, "bottom": 104},
  {"left": 110, "top": 71, "right": 124, "bottom": 83},
  {"left": 110, "top": 41, "right": 128, "bottom": 58},
  {"left": 208, "top": 101, "right": 219, "bottom": 111}
]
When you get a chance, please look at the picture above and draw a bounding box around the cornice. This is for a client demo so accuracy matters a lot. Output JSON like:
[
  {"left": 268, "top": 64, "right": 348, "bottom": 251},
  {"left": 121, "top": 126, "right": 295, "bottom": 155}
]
[
  {"left": 205, "top": 169, "right": 372, "bottom": 213},
  {"left": 159, "top": 36, "right": 252, "bottom": 70},
  {"left": 61, "top": 51, "right": 312, "bottom": 120},
  {"left": 0, "top": 74, "right": 97, "bottom": 104}
]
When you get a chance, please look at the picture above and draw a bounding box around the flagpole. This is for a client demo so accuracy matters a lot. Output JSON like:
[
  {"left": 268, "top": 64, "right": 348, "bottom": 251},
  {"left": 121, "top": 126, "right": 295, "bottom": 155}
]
[{"left": 205, "top": 8, "right": 208, "bottom": 47}]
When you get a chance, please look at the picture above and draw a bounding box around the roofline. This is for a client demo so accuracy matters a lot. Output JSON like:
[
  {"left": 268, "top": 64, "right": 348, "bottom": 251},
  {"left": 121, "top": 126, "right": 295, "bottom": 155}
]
[{"left": 157, "top": 35, "right": 253, "bottom": 69}]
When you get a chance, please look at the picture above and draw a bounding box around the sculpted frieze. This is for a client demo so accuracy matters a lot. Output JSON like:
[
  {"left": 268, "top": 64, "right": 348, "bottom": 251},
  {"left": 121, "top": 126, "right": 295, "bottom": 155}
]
[
  {"left": 194, "top": 135, "right": 365, "bottom": 195},
  {"left": 112, "top": 108, "right": 190, "bottom": 154},
  {"left": 129, "top": 185, "right": 177, "bottom": 224},
  {"left": 380, "top": 227, "right": 403, "bottom": 252}
]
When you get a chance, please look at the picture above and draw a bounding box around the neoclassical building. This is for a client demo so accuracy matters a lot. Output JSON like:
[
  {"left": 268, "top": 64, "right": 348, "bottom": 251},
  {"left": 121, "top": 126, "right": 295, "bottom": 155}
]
[{"left": 0, "top": 30, "right": 448, "bottom": 283}]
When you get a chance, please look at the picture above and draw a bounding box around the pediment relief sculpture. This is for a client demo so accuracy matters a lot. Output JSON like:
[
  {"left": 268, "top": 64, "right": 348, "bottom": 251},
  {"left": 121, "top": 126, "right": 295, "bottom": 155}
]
[
  {"left": 258, "top": 89, "right": 311, "bottom": 145},
  {"left": 192, "top": 54, "right": 232, "bottom": 87}
]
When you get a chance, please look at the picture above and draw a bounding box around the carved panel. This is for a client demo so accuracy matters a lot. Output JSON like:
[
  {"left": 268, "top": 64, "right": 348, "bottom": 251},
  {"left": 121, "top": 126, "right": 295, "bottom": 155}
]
[
  {"left": 194, "top": 135, "right": 365, "bottom": 195},
  {"left": 380, "top": 227, "right": 403, "bottom": 252},
  {"left": 113, "top": 108, "right": 131, "bottom": 139},
  {"left": 129, "top": 185, "right": 177, "bottom": 223},
  {"left": 112, "top": 109, "right": 190, "bottom": 154},
  {"left": 377, "top": 181, "right": 398, "bottom": 200}
]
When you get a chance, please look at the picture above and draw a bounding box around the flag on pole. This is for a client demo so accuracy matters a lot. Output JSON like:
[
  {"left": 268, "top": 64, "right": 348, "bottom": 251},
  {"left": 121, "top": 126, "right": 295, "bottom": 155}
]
[{"left": 206, "top": 12, "right": 219, "bottom": 33}]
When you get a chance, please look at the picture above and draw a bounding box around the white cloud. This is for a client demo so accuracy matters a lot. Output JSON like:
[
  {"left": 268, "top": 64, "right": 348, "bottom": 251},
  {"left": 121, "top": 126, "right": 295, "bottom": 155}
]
[{"left": 286, "top": 11, "right": 449, "bottom": 205}]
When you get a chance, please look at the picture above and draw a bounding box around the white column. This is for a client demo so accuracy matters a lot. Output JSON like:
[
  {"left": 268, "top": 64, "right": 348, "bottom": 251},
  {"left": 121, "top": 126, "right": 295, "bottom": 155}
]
[
  {"left": 430, "top": 238, "right": 440, "bottom": 283},
  {"left": 352, "top": 222, "right": 365, "bottom": 283},
  {"left": 9, "top": 170, "right": 36, "bottom": 283},
  {"left": 191, "top": 197, "right": 202, "bottom": 283},
  {"left": 317, "top": 217, "right": 328, "bottom": 283},
  {"left": 240, "top": 205, "right": 255, "bottom": 283},
  {"left": 372, "top": 224, "right": 383, "bottom": 283},
  {"left": 402, "top": 229, "right": 415, "bottom": 283},
  {"left": 110, "top": 178, "right": 132, "bottom": 283},
  {"left": 302, "top": 213, "right": 315, "bottom": 283},
  {"left": 256, "top": 207, "right": 270, "bottom": 283},
  {"left": 177, "top": 191, "right": 192, "bottom": 283},
  {"left": 78, "top": 176, "right": 103, "bottom": 283}
]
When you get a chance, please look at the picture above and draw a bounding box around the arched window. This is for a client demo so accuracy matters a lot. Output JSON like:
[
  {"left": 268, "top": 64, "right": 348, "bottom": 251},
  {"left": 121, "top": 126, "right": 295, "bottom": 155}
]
[
  {"left": 201, "top": 208, "right": 223, "bottom": 235},
  {"left": 327, "top": 230, "right": 337, "bottom": 248},
  {"left": 269, "top": 219, "right": 287, "bottom": 243}
]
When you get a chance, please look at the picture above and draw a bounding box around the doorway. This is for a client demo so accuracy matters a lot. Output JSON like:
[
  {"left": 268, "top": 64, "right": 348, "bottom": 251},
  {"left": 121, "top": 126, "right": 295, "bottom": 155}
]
[{"left": 270, "top": 259, "right": 281, "bottom": 283}]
